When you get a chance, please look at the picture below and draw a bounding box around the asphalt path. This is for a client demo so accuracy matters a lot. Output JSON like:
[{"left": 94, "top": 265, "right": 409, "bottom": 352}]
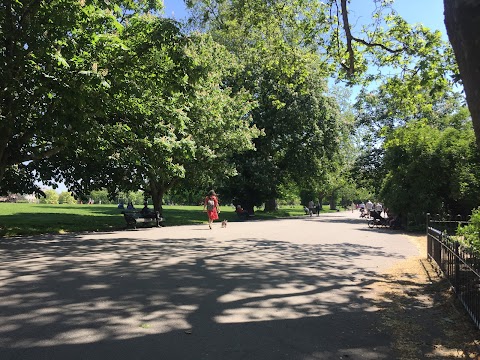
[{"left": 0, "top": 210, "right": 420, "bottom": 360}]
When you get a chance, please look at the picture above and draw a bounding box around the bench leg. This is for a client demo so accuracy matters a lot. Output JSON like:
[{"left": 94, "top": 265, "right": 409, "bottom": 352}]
[{"left": 125, "top": 218, "right": 137, "bottom": 229}]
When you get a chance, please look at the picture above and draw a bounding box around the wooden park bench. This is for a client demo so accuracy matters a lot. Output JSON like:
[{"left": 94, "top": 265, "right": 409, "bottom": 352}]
[{"left": 122, "top": 210, "right": 163, "bottom": 229}]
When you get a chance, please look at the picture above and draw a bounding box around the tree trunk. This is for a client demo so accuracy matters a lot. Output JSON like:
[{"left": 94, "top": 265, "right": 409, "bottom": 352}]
[
  {"left": 149, "top": 180, "right": 164, "bottom": 215},
  {"left": 317, "top": 193, "right": 324, "bottom": 210},
  {"left": 0, "top": 162, "right": 6, "bottom": 189},
  {"left": 0, "top": 0, "right": 15, "bottom": 187},
  {"left": 244, "top": 204, "right": 255, "bottom": 215},
  {"left": 444, "top": 0, "right": 480, "bottom": 147},
  {"left": 329, "top": 191, "right": 336, "bottom": 210},
  {"left": 264, "top": 198, "right": 277, "bottom": 212}
]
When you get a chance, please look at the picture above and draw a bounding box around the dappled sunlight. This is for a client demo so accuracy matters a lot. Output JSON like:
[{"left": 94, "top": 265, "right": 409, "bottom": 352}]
[
  {"left": 0, "top": 218, "right": 429, "bottom": 358},
  {"left": 214, "top": 278, "right": 381, "bottom": 324},
  {"left": 46, "top": 329, "right": 107, "bottom": 346},
  {"left": 1, "top": 235, "right": 385, "bottom": 335}
]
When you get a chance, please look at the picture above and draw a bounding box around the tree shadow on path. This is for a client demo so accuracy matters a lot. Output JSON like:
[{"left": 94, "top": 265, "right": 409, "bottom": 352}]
[{"left": 0, "top": 232, "right": 433, "bottom": 360}]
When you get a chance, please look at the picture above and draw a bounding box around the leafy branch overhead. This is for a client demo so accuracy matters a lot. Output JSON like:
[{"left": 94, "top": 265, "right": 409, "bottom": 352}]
[
  {"left": 331, "top": 0, "right": 457, "bottom": 92},
  {"left": 338, "top": 0, "right": 404, "bottom": 75}
]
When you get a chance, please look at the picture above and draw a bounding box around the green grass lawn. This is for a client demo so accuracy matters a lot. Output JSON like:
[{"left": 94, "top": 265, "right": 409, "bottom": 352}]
[{"left": 0, "top": 203, "right": 331, "bottom": 237}]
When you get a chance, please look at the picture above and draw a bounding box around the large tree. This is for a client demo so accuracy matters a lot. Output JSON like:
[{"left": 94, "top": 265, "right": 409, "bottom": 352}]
[
  {"left": 311, "top": 86, "right": 356, "bottom": 210},
  {"left": 187, "top": 0, "right": 341, "bottom": 212},
  {"left": 42, "top": 17, "right": 260, "bottom": 213},
  {"left": 221, "top": 61, "right": 339, "bottom": 213},
  {"left": 0, "top": 0, "right": 160, "bottom": 193}
]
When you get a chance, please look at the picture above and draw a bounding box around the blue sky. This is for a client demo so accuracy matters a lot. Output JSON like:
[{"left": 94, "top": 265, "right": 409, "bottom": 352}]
[{"left": 163, "top": 0, "right": 447, "bottom": 37}]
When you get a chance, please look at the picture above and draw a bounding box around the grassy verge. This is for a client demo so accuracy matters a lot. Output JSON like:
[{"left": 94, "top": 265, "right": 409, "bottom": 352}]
[{"left": 0, "top": 203, "right": 334, "bottom": 237}]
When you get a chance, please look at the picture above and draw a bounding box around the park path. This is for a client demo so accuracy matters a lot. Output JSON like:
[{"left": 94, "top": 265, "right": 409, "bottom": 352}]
[{"left": 0, "top": 210, "right": 420, "bottom": 360}]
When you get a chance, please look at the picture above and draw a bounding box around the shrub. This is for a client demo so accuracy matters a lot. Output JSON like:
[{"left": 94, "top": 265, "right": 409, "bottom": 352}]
[
  {"left": 59, "top": 191, "right": 77, "bottom": 204},
  {"left": 39, "top": 189, "right": 59, "bottom": 204},
  {"left": 456, "top": 207, "right": 480, "bottom": 252}
]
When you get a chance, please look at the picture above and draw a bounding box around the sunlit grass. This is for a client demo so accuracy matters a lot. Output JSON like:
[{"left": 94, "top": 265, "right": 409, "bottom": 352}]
[
  {"left": 0, "top": 203, "right": 332, "bottom": 237},
  {"left": 0, "top": 203, "right": 122, "bottom": 237}
]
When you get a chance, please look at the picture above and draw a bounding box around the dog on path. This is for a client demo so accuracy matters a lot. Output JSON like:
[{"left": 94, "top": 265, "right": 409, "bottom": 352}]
[{"left": 221, "top": 219, "right": 228, "bottom": 228}]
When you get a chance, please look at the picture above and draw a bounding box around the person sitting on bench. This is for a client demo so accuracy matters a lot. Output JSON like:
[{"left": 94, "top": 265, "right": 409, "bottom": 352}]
[
  {"left": 141, "top": 202, "right": 156, "bottom": 219},
  {"left": 236, "top": 205, "right": 249, "bottom": 219}
]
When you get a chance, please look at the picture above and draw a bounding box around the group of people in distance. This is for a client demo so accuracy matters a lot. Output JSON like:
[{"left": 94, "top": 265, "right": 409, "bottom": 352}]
[
  {"left": 358, "top": 200, "right": 401, "bottom": 228},
  {"left": 304, "top": 200, "right": 321, "bottom": 217},
  {"left": 117, "top": 201, "right": 136, "bottom": 210},
  {"left": 358, "top": 200, "right": 383, "bottom": 216},
  {"left": 118, "top": 200, "right": 157, "bottom": 219}
]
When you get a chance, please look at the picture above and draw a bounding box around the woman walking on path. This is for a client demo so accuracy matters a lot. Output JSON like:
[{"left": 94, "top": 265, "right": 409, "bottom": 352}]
[{"left": 204, "top": 190, "right": 220, "bottom": 229}]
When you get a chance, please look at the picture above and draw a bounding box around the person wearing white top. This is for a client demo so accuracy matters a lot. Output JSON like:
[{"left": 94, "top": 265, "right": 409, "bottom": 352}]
[
  {"left": 308, "top": 200, "right": 315, "bottom": 217},
  {"left": 366, "top": 200, "right": 373, "bottom": 217}
]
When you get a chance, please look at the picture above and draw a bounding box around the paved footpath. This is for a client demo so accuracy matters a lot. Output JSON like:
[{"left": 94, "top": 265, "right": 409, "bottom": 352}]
[{"left": 0, "top": 211, "right": 420, "bottom": 360}]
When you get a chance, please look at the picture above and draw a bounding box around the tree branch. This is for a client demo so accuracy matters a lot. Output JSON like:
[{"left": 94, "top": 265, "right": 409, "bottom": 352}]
[
  {"left": 350, "top": 35, "right": 405, "bottom": 54},
  {"left": 340, "top": 0, "right": 405, "bottom": 76},
  {"left": 340, "top": 0, "right": 355, "bottom": 75},
  {"left": 13, "top": 145, "right": 64, "bottom": 164}
]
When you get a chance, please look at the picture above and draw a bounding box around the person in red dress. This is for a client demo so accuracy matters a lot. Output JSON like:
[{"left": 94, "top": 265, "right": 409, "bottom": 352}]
[{"left": 203, "top": 190, "right": 220, "bottom": 229}]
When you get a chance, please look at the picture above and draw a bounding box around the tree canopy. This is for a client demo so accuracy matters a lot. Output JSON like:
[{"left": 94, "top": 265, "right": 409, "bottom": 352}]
[
  {"left": 381, "top": 116, "right": 480, "bottom": 223},
  {"left": 2, "top": 0, "right": 479, "bottom": 223},
  {"left": 0, "top": 0, "right": 161, "bottom": 193},
  {"left": 39, "top": 16, "right": 260, "bottom": 212},
  {"left": 186, "top": 0, "right": 346, "bottom": 211}
]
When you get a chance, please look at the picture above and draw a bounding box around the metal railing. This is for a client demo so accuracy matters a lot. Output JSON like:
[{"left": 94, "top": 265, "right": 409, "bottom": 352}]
[{"left": 427, "top": 215, "right": 480, "bottom": 329}]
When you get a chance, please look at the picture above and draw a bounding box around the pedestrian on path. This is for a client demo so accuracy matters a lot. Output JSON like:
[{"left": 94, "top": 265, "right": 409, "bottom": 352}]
[
  {"left": 203, "top": 190, "right": 220, "bottom": 229},
  {"left": 366, "top": 200, "right": 374, "bottom": 217},
  {"left": 308, "top": 199, "right": 315, "bottom": 217}
]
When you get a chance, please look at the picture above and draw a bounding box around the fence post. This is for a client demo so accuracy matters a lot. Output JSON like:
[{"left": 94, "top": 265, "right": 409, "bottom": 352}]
[
  {"left": 454, "top": 241, "right": 460, "bottom": 291},
  {"left": 434, "top": 231, "right": 442, "bottom": 265},
  {"left": 426, "top": 213, "right": 431, "bottom": 260}
]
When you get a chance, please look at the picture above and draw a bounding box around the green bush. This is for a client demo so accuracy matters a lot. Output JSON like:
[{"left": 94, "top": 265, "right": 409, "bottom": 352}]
[
  {"left": 456, "top": 207, "right": 480, "bottom": 252},
  {"left": 39, "top": 189, "right": 59, "bottom": 204},
  {"left": 59, "top": 191, "right": 77, "bottom": 204},
  {"left": 381, "top": 121, "right": 480, "bottom": 227}
]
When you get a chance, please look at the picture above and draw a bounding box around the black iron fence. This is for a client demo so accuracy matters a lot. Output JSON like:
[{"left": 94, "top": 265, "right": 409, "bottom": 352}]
[{"left": 427, "top": 214, "right": 480, "bottom": 329}]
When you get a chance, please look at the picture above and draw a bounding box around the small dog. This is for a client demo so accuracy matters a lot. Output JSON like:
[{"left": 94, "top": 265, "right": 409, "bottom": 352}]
[{"left": 221, "top": 219, "right": 228, "bottom": 228}]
